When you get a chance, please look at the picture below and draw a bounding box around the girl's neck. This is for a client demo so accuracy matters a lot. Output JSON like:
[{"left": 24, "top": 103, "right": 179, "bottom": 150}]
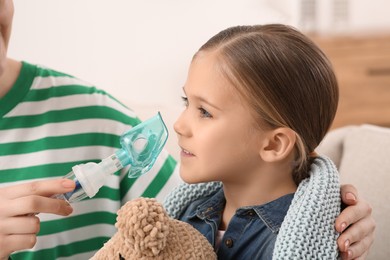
[{"left": 220, "top": 162, "right": 297, "bottom": 230}]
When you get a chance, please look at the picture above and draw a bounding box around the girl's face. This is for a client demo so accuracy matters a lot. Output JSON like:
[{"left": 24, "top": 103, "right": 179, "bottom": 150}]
[{"left": 174, "top": 51, "right": 269, "bottom": 184}]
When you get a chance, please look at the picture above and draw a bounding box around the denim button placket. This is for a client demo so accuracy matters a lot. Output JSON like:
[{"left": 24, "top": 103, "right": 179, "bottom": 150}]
[{"left": 224, "top": 238, "right": 234, "bottom": 248}]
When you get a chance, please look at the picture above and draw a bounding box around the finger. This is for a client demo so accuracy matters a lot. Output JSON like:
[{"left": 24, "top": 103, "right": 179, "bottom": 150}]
[
  {"left": 6, "top": 195, "right": 73, "bottom": 217},
  {"left": 340, "top": 250, "right": 350, "bottom": 260},
  {"left": 340, "top": 251, "right": 349, "bottom": 260},
  {"left": 353, "top": 251, "right": 369, "bottom": 260},
  {"left": 0, "top": 179, "right": 75, "bottom": 200},
  {"left": 337, "top": 215, "right": 375, "bottom": 252},
  {"left": 340, "top": 184, "right": 358, "bottom": 206},
  {"left": 0, "top": 234, "right": 37, "bottom": 258},
  {"left": 0, "top": 215, "right": 40, "bottom": 235},
  {"left": 335, "top": 199, "right": 372, "bottom": 233},
  {"left": 340, "top": 241, "right": 369, "bottom": 260},
  {"left": 345, "top": 230, "right": 375, "bottom": 259}
]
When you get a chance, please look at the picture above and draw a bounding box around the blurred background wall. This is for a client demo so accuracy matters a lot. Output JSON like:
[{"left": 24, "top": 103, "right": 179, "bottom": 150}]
[{"left": 9, "top": 0, "right": 390, "bottom": 110}]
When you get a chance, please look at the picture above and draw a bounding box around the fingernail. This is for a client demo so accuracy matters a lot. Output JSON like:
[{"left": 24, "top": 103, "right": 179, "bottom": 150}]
[
  {"left": 344, "top": 239, "right": 350, "bottom": 250},
  {"left": 345, "top": 192, "right": 356, "bottom": 202},
  {"left": 340, "top": 222, "right": 347, "bottom": 232},
  {"left": 347, "top": 249, "right": 352, "bottom": 258},
  {"left": 65, "top": 205, "right": 73, "bottom": 215},
  {"left": 62, "top": 179, "right": 75, "bottom": 188}
]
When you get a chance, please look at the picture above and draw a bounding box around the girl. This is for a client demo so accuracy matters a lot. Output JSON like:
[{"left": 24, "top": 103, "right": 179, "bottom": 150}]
[{"left": 165, "top": 24, "right": 342, "bottom": 259}]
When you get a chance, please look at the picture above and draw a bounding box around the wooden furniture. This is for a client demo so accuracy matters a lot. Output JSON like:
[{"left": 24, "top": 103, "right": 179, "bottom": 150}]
[{"left": 311, "top": 34, "right": 390, "bottom": 128}]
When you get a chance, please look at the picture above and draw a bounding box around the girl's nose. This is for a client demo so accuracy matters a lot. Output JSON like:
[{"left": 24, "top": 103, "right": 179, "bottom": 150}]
[{"left": 174, "top": 110, "right": 190, "bottom": 137}]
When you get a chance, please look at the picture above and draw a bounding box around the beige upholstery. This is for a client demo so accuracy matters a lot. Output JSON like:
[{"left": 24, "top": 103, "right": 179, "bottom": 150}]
[{"left": 316, "top": 124, "right": 390, "bottom": 259}]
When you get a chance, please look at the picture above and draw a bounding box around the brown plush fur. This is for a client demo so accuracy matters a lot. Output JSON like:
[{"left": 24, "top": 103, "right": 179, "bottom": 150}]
[{"left": 91, "top": 198, "right": 216, "bottom": 259}]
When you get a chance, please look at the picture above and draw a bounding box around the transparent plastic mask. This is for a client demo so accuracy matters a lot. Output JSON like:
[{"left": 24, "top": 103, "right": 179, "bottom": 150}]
[
  {"left": 54, "top": 112, "right": 169, "bottom": 203},
  {"left": 116, "top": 111, "right": 169, "bottom": 178}
]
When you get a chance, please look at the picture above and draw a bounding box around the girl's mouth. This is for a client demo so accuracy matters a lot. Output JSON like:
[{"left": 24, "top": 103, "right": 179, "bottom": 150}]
[{"left": 181, "top": 148, "right": 194, "bottom": 157}]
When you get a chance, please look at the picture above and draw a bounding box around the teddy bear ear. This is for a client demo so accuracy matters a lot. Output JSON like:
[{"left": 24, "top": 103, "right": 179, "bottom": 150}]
[{"left": 116, "top": 198, "right": 170, "bottom": 257}]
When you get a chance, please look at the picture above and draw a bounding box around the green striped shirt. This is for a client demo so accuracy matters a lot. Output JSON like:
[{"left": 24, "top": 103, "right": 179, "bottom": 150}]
[{"left": 0, "top": 62, "right": 180, "bottom": 259}]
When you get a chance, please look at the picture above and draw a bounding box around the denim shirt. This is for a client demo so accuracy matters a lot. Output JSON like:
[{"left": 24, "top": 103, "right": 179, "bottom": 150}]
[{"left": 178, "top": 188, "right": 294, "bottom": 260}]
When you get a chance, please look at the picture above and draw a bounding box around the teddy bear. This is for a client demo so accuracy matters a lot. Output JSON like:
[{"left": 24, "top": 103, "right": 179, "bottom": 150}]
[{"left": 91, "top": 197, "right": 217, "bottom": 259}]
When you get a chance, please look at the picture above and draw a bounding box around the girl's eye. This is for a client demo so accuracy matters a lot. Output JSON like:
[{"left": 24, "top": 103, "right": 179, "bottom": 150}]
[
  {"left": 181, "top": 96, "right": 212, "bottom": 118},
  {"left": 199, "top": 107, "right": 212, "bottom": 118},
  {"left": 181, "top": 96, "right": 188, "bottom": 107}
]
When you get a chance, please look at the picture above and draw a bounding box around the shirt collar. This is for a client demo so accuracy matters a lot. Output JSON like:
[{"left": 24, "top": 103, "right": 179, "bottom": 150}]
[
  {"left": 252, "top": 193, "right": 294, "bottom": 233},
  {"left": 191, "top": 188, "right": 294, "bottom": 233}
]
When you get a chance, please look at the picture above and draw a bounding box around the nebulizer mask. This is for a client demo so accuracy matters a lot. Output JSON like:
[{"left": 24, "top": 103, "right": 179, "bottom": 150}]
[{"left": 54, "top": 112, "right": 168, "bottom": 203}]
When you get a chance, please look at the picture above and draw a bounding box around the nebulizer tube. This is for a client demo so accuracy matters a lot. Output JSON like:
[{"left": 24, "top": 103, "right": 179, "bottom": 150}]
[{"left": 54, "top": 112, "right": 169, "bottom": 203}]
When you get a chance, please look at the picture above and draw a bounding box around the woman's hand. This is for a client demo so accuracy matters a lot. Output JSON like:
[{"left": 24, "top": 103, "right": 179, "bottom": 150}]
[
  {"left": 0, "top": 179, "right": 75, "bottom": 260},
  {"left": 336, "top": 184, "right": 376, "bottom": 259}
]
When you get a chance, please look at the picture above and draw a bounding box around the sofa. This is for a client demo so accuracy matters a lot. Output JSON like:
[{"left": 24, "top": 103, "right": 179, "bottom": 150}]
[{"left": 317, "top": 124, "right": 390, "bottom": 260}]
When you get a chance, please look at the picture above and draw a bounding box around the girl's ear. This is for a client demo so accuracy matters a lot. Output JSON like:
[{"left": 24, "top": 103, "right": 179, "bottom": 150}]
[{"left": 260, "top": 127, "right": 296, "bottom": 162}]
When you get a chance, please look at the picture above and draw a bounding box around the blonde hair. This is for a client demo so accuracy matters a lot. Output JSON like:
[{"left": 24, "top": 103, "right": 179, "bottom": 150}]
[{"left": 197, "top": 24, "right": 338, "bottom": 184}]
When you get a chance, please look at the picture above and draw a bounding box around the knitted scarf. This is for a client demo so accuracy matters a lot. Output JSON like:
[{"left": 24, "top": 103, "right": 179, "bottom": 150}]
[{"left": 163, "top": 156, "right": 341, "bottom": 259}]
